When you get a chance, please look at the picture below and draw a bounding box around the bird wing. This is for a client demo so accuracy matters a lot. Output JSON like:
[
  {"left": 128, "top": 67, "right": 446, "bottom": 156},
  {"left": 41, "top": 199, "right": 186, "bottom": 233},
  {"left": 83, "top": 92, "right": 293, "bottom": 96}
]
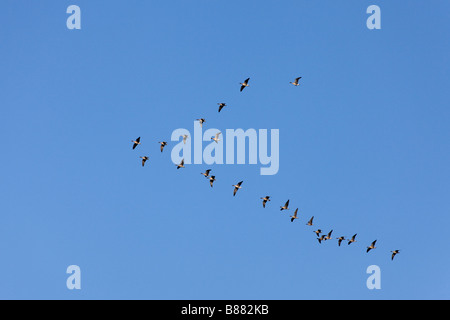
[
  {"left": 244, "top": 78, "right": 250, "bottom": 84},
  {"left": 136, "top": 137, "right": 140, "bottom": 143},
  {"left": 233, "top": 187, "right": 238, "bottom": 196},
  {"left": 237, "top": 181, "right": 243, "bottom": 187},
  {"left": 240, "top": 85, "right": 245, "bottom": 92}
]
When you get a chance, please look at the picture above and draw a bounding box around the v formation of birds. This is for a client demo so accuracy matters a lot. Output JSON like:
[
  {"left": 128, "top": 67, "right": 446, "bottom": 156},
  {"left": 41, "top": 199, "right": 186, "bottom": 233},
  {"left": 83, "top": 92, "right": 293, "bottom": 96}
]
[{"left": 131, "top": 77, "right": 400, "bottom": 261}]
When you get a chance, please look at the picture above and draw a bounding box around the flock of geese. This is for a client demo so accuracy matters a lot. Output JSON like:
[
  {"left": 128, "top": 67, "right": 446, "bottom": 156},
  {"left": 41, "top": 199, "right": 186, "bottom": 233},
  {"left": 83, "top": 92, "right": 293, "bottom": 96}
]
[{"left": 130, "top": 77, "right": 401, "bottom": 262}]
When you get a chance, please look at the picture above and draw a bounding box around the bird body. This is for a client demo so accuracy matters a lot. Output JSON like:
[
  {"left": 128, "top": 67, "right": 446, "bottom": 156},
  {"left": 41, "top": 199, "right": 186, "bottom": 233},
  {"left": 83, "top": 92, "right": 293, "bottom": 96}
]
[
  {"left": 367, "top": 240, "right": 377, "bottom": 253},
  {"left": 290, "top": 77, "right": 302, "bottom": 86},
  {"left": 306, "top": 216, "right": 314, "bottom": 226},
  {"left": 217, "top": 103, "right": 227, "bottom": 112},
  {"left": 240, "top": 78, "right": 250, "bottom": 92},
  {"left": 176, "top": 159, "right": 185, "bottom": 169},
  {"left": 211, "top": 132, "right": 221, "bottom": 143},
  {"left": 232, "top": 181, "right": 243, "bottom": 196},
  {"left": 324, "top": 230, "right": 333, "bottom": 241},
  {"left": 391, "top": 250, "right": 400, "bottom": 260},
  {"left": 280, "top": 200, "right": 289, "bottom": 211},
  {"left": 132, "top": 137, "right": 141, "bottom": 149},
  {"left": 317, "top": 235, "right": 326, "bottom": 244},
  {"left": 209, "top": 175, "right": 216, "bottom": 188},
  {"left": 201, "top": 169, "right": 212, "bottom": 178},
  {"left": 159, "top": 141, "right": 167, "bottom": 152},
  {"left": 260, "top": 196, "right": 271, "bottom": 208},
  {"left": 196, "top": 118, "right": 206, "bottom": 127},
  {"left": 348, "top": 234, "right": 357, "bottom": 245},
  {"left": 290, "top": 208, "right": 299, "bottom": 222},
  {"left": 140, "top": 156, "right": 149, "bottom": 167}
]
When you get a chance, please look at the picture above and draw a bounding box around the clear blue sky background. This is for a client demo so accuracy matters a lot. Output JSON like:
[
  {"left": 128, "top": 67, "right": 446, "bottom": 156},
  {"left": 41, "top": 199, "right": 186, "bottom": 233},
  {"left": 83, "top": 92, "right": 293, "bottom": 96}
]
[{"left": 1, "top": 1, "right": 449, "bottom": 299}]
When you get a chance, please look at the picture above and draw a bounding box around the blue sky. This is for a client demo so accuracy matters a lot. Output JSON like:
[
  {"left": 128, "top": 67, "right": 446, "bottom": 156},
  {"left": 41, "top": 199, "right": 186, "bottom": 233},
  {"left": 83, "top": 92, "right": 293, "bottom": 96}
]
[{"left": 1, "top": 0, "right": 449, "bottom": 299}]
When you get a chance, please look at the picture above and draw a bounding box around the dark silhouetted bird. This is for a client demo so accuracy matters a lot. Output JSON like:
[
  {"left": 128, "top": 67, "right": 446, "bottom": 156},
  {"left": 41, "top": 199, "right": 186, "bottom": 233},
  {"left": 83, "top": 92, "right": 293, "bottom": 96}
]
[
  {"left": 391, "top": 250, "right": 400, "bottom": 261},
  {"left": 290, "top": 208, "right": 299, "bottom": 222},
  {"left": 201, "top": 169, "right": 212, "bottom": 178},
  {"left": 367, "top": 240, "right": 377, "bottom": 253},
  {"left": 140, "top": 156, "right": 149, "bottom": 167},
  {"left": 132, "top": 137, "right": 141, "bottom": 149},
  {"left": 176, "top": 159, "right": 185, "bottom": 169},
  {"left": 232, "top": 181, "right": 243, "bottom": 196},
  {"left": 260, "top": 196, "right": 271, "bottom": 208},
  {"left": 217, "top": 103, "right": 227, "bottom": 112},
  {"left": 240, "top": 78, "right": 250, "bottom": 92},
  {"left": 159, "top": 141, "right": 167, "bottom": 152},
  {"left": 280, "top": 200, "right": 289, "bottom": 211},
  {"left": 196, "top": 118, "right": 206, "bottom": 127},
  {"left": 290, "top": 77, "right": 302, "bottom": 86},
  {"left": 348, "top": 234, "right": 357, "bottom": 245},
  {"left": 209, "top": 175, "right": 216, "bottom": 188}
]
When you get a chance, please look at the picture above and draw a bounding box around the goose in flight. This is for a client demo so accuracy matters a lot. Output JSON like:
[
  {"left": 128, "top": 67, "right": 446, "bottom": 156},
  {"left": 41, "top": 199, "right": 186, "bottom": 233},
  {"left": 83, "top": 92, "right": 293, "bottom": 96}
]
[
  {"left": 337, "top": 236, "right": 346, "bottom": 247},
  {"left": 183, "top": 134, "right": 189, "bottom": 144},
  {"left": 240, "top": 78, "right": 250, "bottom": 92},
  {"left": 197, "top": 118, "right": 206, "bottom": 127},
  {"left": 209, "top": 175, "right": 216, "bottom": 188},
  {"left": 290, "top": 208, "right": 299, "bottom": 222},
  {"left": 324, "top": 230, "right": 333, "bottom": 241},
  {"left": 313, "top": 229, "right": 322, "bottom": 237},
  {"left": 132, "top": 137, "right": 141, "bottom": 149},
  {"left": 232, "top": 181, "right": 243, "bottom": 196},
  {"left": 348, "top": 234, "right": 357, "bottom": 245},
  {"left": 176, "top": 158, "right": 185, "bottom": 169},
  {"left": 140, "top": 156, "right": 149, "bottom": 167},
  {"left": 217, "top": 103, "right": 227, "bottom": 112},
  {"left": 211, "top": 132, "right": 221, "bottom": 144},
  {"left": 260, "top": 196, "right": 271, "bottom": 208},
  {"left": 317, "top": 234, "right": 326, "bottom": 244},
  {"left": 290, "top": 77, "right": 302, "bottom": 86},
  {"left": 366, "top": 240, "right": 377, "bottom": 253},
  {"left": 159, "top": 141, "right": 167, "bottom": 153},
  {"left": 391, "top": 250, "right": 400, "bottom": 261},
  {"left": 201, "top": 169, "right": 212, "bottom": 178},
  {"left": 306, "top": 216, "right": 314, "bottom": 226},
  {"left": 280, "top": 200, "right": 289, "bottom": 211}
]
